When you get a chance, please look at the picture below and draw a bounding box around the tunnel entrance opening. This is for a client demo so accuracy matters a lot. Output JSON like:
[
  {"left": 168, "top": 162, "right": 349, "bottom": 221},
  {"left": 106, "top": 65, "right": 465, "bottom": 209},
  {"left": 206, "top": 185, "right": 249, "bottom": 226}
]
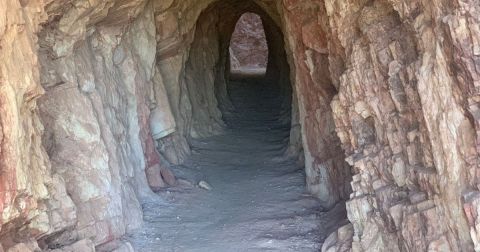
[
  {"left": 229, "top": 13, "right": 268, "bottom": 77},
  {"left": 128, "top": 4, "right": 347, "bottom": 249},
  {"left": 221, "top": 8, "right": 295, "bottom": 144},
  {"left": 180, "top": 0, "right": 297, "bottom": 153}
]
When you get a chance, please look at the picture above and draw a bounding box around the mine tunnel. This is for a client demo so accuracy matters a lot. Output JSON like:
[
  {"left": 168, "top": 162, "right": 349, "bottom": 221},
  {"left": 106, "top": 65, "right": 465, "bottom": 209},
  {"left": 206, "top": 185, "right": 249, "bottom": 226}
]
[
  {"left": 134, "top": 3, "right": 351, "bottom": 250},
  {"left": 2, "top": 0, "right": 480, "bottom": 251}
]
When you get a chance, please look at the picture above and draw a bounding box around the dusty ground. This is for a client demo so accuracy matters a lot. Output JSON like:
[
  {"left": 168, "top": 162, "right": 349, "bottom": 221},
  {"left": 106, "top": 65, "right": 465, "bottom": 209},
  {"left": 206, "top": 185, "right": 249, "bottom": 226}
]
[
  {"left": 127, "top": 77, "right": 348, "bottom": 251},
  {"left": 230, "top": 68, "right": 267, "bottom": 79}
]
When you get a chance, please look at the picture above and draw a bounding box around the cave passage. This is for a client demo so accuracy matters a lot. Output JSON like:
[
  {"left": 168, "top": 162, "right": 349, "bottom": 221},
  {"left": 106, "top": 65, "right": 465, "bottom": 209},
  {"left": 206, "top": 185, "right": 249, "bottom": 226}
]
[
  {"left": 127, "top": 7, "right": 348, "bottom": 251},
  {"left": 226, "top": 12, "right": 289, "bottom": 130}
]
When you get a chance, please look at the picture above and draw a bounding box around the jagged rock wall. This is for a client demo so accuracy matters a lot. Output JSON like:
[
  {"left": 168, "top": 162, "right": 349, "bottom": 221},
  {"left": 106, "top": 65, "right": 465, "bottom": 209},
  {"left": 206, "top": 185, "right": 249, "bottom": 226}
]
[
  {"left": 0, "top": 0, "right": 54, "bottom": 247},
  {"left": 184, "top": 6, "right": 226, "bottom": 139},
  {"left": 280, "top": 0, "right": 353, "bottom": 208},
  {"left": 324, "top": 0, "right": 480, "bottom": 251},
  {"left": 1, "top": 0, "right": 160, "bottom": 250},
  {"left": 154, "top": 0, "right": 298, "bottom": 165},
  {"left": 0, "top": 0, "right": 345, "bottom": 249},
  {"left": 38, "top": 3, "right": 158, "bottom": 246}
]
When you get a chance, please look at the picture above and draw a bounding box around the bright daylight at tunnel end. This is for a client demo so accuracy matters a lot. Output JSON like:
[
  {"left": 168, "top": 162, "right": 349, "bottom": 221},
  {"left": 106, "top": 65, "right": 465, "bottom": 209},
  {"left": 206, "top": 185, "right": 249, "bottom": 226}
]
[{"left": 0, "top": 0, "right": 479, "bottom": 251}]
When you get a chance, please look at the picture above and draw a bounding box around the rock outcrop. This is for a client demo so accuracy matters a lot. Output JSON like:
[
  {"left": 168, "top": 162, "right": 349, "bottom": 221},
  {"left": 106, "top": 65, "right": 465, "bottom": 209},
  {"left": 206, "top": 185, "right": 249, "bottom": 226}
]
[{"left": 0, "top": 0, "right": 479, "bottom": 251}]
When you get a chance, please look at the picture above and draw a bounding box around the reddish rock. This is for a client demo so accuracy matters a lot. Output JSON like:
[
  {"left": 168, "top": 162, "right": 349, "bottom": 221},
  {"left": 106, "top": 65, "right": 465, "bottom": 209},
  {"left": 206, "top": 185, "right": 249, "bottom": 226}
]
[
  {"left": 146, "top": 164, "right": 166, "bottom": 191},
  {"left": 160, "top": 166, "right": 177, "bottom": 187}
]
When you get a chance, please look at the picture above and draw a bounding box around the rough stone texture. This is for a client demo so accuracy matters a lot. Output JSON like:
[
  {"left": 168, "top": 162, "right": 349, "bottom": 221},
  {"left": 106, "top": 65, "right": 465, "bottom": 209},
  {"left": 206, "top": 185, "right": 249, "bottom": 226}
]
[
  {"left": 1, "top": 0, "right": 479, "bottom": 251},
  {"left": 325, "top": 0, "right": 480, "bottom": 250},
  {"left": 281, "top": 0, "right": 352, "bottom": 208},
  {"left": 0, "top": 0, "right": 69, "bottom": 248},
  {"left": 139, "top": 0, "right": 480, "bottom": 250},
  {"left": 145, "top": 164, "right": 166, "bottom": 191},
  {"left": 229, "top": 13, "right": 268, "bottom": 70},
  {"left": 6, "top": 239, "right": 41, "bottom": 252},
  {"left": 184, "top": 7, "right": 226, "bottom": 139},
  {"left": 321, "top": 223, "right": 354, "bottom": 252},
  {"left": 37, "top": 2, "right": 161, "bottom": 246},
  {"left": 154, "top": 0, "right": 297, "bottom": 165},
  {"left": 1, "top": 0, "right": 162, "bottom": 250},
  {"left": 0, "top": 0, "right": 347, "bottom": 249},
  {"left": 50, "top": 239, "right": 95, "bottom": 252},
  {"left": 96, "top": 240, "right": 134, "bottom": 252}
]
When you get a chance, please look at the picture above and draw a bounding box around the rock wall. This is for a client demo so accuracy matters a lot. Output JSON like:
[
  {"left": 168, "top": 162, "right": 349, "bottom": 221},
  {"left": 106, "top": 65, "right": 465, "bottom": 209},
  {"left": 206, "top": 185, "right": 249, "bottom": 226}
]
[
  {"left": 324, "top": 0, "right": 480, "bottom": 250},
  {"left": 0, "top": 0, "right": 54, "bottom": 247},
  {"left": 1, "top": 0, "right": 159, "bottom": 250},
  {"left": 184, "top": 6, "right": 226, "bottom": 139},
  {"left": 0, "top": 0, "right": 343, "bottom": 249},
  {"left": 154, "top": 0, "right": 298, "bottom": 165},
  {"left": 280, "top": 0, "right": 353, "bottom": 208},
  {"left": 38, "top": 3, "right": 157, "bottom": 246}
]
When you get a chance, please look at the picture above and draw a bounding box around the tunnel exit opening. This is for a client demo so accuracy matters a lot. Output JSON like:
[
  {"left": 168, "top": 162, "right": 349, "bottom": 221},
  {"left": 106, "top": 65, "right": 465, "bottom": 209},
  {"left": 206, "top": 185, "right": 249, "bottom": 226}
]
[{"left": 229, "top": 13, "right": 269, "bottom": 77}]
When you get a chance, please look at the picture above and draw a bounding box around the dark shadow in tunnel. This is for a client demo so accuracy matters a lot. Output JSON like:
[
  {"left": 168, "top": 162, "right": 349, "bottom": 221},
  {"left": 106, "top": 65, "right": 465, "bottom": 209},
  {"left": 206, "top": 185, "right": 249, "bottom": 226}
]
[
  {"left": 219, "top": 6, "right": 292, "bottom": 132},
  {"left": 225, "top": 12, "right": 293, "bottom": 138}
]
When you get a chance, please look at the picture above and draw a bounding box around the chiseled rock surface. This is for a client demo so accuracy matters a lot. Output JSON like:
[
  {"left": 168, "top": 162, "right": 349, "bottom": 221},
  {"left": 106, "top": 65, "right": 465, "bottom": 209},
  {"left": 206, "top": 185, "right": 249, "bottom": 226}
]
[
  {"left": 321, "top": 223, "right": 353, "bottom": 252},
  {"left": 1, "top": 0, "right": 157, "bottom": 250},
  {"left": 281, "top": 0, "right": 353, "bottom": 208},
  {"left": 5, "top": 239, "right": 41, "bottom": 252},
  {"left": 49, "top": 239, "right": 95, "bottom": 252},
  {"left": 38, "top": 0, "right": 158, "bottom": 247}
]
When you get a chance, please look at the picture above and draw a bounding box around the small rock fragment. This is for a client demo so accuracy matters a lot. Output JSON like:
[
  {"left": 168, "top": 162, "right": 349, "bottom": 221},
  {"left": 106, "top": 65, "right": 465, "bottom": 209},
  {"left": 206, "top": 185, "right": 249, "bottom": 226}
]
[{"left": 198, "top": 181, "right": 212, "bottom": 191}]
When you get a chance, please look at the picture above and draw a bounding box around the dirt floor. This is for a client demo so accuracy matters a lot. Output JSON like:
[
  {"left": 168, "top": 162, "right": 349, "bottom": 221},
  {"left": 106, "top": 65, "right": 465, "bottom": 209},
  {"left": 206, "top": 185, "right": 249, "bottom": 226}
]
[{"left": 126, "top": 77, "right": 348, "bottom": 251}]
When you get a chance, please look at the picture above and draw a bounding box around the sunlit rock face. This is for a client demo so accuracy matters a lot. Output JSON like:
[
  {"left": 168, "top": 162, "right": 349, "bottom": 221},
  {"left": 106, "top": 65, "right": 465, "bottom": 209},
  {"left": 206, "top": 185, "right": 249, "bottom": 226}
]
[
  {"left": 229, "top": 13, "right": 268, "bottom": 71},
  {"left": 1, "top": 0, "right": 479, "bottom": 251}
]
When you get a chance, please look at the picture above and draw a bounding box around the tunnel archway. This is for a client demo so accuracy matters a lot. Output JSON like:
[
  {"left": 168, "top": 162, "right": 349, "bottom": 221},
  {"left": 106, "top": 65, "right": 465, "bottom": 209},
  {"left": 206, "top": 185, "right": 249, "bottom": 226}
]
[
  {"left": 155, "top": 0, "right": 350, "bottom": 209},
  {"left": 140, "top": 1, "right": 350, "bottom": 249},
  {"left": 180, "top": 0, "right": 296, "bottom": 143}
]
